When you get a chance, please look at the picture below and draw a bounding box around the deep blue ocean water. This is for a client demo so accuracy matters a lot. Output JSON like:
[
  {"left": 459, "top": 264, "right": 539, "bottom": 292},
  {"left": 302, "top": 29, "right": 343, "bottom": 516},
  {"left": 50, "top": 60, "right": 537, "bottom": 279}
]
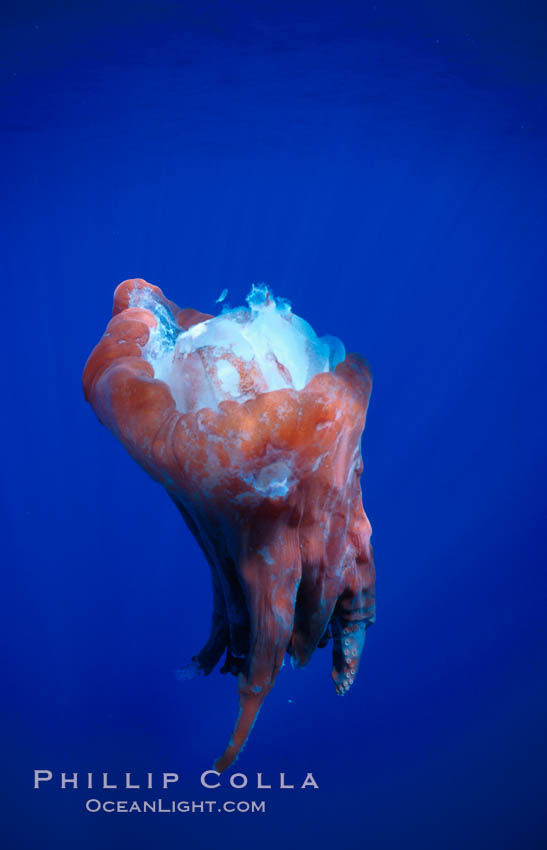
[{"left": 2, "top": 2, "right": 547, "bottom": 848}]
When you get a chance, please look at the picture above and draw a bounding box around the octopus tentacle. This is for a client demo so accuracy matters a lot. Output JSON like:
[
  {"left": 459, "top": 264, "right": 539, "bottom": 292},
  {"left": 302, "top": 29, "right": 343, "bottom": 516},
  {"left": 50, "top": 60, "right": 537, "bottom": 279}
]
[{"left": 214, "top": 521, "right": 301, "bottom": 771}]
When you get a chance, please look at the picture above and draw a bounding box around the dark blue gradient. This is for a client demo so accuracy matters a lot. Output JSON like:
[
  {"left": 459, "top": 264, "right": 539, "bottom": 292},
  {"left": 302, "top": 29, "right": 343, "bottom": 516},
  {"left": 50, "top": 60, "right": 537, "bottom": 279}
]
[{"left": 2, "top": 2, "right": 546, "bottom": 848}]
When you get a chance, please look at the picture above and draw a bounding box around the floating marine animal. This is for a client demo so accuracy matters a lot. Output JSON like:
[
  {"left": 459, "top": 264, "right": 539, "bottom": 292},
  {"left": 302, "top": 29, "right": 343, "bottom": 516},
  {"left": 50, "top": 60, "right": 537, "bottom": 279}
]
[{"left": 83, "top": 279, "right": 375, "bottom": 771}]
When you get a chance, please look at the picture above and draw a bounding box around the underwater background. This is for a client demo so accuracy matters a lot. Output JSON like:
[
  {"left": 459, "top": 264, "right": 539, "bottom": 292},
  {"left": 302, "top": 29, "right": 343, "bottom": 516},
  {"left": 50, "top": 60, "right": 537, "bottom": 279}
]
[{"left": 2, "top": 1, "right": 547, "bottom": 848}]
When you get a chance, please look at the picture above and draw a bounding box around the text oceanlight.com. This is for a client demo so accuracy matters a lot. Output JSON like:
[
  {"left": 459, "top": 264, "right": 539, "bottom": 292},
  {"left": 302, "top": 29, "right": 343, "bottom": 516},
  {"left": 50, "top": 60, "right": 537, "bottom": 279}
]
[{"left": 85, "top": 799, "right": 266, "bottom": 814}]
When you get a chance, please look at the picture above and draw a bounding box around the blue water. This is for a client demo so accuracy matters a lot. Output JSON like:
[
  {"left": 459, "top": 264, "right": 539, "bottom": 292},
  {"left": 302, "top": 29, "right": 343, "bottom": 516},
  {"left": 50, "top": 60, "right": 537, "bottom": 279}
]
[{"left": 2, "top": 2, "right": 547, "bottom": 848}]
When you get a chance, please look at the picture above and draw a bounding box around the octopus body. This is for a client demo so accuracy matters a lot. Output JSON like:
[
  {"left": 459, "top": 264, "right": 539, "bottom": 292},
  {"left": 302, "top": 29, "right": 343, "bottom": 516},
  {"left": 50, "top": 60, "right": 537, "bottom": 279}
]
[{"left": 83, "top": 279, "right": 375, "bottom": 771}]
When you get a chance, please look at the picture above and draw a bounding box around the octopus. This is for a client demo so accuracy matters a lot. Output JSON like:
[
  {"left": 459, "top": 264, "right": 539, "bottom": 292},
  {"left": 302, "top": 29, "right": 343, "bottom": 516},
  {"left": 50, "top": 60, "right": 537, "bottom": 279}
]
[{"left": 83, "top": 278, "right": 375, "bottom": 771}]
